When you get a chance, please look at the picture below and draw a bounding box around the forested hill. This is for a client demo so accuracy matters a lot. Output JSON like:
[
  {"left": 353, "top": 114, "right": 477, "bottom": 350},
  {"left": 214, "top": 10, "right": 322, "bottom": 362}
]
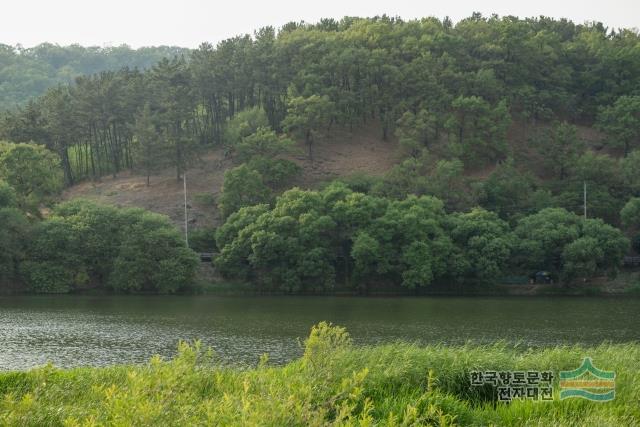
[
  {"left": 2, "top": 15, "right": 639, "bottom": 187},
  {"left": 1, "top": 15, "right": 640, "bottom": 294},
  {"left": 0, "top": 43, "right": 189, "bottom": 109}
]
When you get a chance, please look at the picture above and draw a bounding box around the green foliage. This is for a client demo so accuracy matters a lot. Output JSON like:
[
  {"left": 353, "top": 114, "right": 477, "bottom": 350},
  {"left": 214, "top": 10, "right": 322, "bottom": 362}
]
[
  {"left": 2, "top": 16, "right": 640, "bottom": 292},
  {"left": 282, "top": 94, "right": 334, "bottom": 160},
  {"left": 215, "top": 177, "right": 633, "bottom": 291},
  {"left": 335, "top": 173, "right": 383, "bottom": 194},
  {"left": 2, "top": 15, "right": 639, "bottom": 188},
  {"left": 20, "top": 200, "right": 199, "bottom": 294},
  {"left": 0, "top": 324, "right": 639, "bottom": 425},
  {"left": 223, "top": 107, "right": 270, "bottom": 147},
  {"left": 188, "top": 226, "right": 218, "bottom": 253},
  {"left": 557, "top": 151, "right": 625, "bottom": 223},
  {"left": 230, "top": 125, "right": 301, "bottom": 189},
  {"left": 578, "top": 218, "right": 629, "bottom": 278},
  {"left": 621, "top": 197, "right": 640, "bottom": 230},
  {"left": 0, "top": 180, "right": 18, "bottom": 208},
  {"left": 480, "top": 158, "right": 540, "bottom": 221},
  {"left": 217, "top": 187, "right": 339, "bottom": 292},
  {"left": 216, "top": 183, "right": 546, "bottom": 291},
  {"left": 621, "top": 150, "right": 640, "bottom": 195},
  {"left": 374, "top": 153, "right": 477, "bottom": 211},
  {"left": 0, "top": 43, "right": 188, "bottom": 109},
  {"left": 218, "top": 164, "right": 271, "bottom": 218},
  {"left": 233, "top": 126, "right": 295, "bottom": 163},
  {"left": 514, "top": 208, "right": 628, "bottom": 282},
  {"left": 150, "top": 57, "right": 200, "bottom": 181},
  {"left": 447, "top": 209, "right": 514, "bottom": 284},
  {"left": 374, "top": 154, "right": 430, "bottom": 199},
  {"left": 0, "top": 207, "right": 30, "bottom": 289},
  {"left": 395, "top": 109, "right": 437, "bottom": 156},
  {"left": 426, "top": 158, "right": 477, "bottom": 212},
  {"left": 108, "top": 217, "right": 199, "bottom": 293},
  {"left": 596, "top": 95, "right": 640, "bottom": 156},
  {"left": 302, "top": 322, "right": 352, "bottom": 370},
  {"left": 446, "top": 96, "right": 511, "bottom": 164},
  {"left": 533, "top": 121, "right": 584, "bottom": 180},
  {"left": 514, "top": 208, "right": 581, "bottom": 273},
  {"left": 0, "top": 142, "right": 63, "bottom": 213},
  {"left": 562, "top": 237, "right": 604, "bottom": 282},
  {"left": 353, "top": 195, "right": 453, "bottom": 289},
  {"left": 19, "top": 217, "right": 85, "bottom": 293},
  {"left": 246, "top": 156, "right": 300, "bottom": 188},
  {"left": 132, "top": 103, "right": 165, "bottom": 185}
]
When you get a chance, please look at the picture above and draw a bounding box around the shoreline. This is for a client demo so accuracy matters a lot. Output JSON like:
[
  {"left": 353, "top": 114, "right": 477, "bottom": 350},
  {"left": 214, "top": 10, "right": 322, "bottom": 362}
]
[
  {"left": 0, "top": 325, "right": 637, "bottom": 425},
  {"left": 1, "top": 269, "right": 638, "bottom": 297}
]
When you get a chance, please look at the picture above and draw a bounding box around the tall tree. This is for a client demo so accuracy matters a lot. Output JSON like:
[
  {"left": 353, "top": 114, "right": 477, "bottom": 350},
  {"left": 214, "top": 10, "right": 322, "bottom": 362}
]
[
  {"left": 596, "top": 95, "right": 640, "bottom": 156},
  {"left": 534, "top": 121, "right": 584, "bottom": 180},
  {"left": 282, "top": 94, "right": 333, "bottom": 161},
  {"left": 0, "top": 142, "right": 63, "bottom": 214},
  {"left": 132, "top": 104, "right": 164, "bottom": 186}
]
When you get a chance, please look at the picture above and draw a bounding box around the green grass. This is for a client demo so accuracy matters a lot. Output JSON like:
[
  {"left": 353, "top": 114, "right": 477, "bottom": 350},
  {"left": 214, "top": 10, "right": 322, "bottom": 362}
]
[{"left": 1, "top": 323, "right": 638, "bottom": 426}]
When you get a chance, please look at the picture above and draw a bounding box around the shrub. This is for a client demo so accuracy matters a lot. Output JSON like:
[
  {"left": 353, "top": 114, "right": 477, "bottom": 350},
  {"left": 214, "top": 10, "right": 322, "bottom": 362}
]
[{"left": 22, "top": 200, "right": 199, "bottom": 294}]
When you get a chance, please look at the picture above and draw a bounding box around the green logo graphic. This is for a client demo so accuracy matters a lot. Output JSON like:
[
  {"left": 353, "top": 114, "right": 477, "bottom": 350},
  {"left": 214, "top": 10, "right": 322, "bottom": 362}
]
[{"left": 559, "top": 358, "right": 615, "bottom": 401}]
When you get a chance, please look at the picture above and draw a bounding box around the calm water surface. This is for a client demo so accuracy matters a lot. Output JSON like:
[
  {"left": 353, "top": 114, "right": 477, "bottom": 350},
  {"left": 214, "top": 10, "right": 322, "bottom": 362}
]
[{"left": 0, "top": 296, "right": 638, "bottom": 370}]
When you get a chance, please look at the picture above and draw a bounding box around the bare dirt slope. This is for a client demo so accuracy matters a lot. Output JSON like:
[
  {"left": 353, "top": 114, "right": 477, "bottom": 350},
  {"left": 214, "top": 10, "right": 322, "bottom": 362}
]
[
  {"left": 62, "top": 123, "right": 400, "bottom": 230},
  {"left": 61, "top": 120, "right": 608, "bottom": 231}
]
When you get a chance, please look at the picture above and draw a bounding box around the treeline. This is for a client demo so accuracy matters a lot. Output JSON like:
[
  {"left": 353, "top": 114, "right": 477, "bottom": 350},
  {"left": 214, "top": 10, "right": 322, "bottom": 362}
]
[
  {"left": 0, "top": 142, "right": 199, "bottom": 294},
  {"left": 4, "top": 135, "right": 638, "bottom": 294},
  {"left": 1, "top": 15, "right": 639, "bottom": 186},
  {"left": 0, "top": 43, "right": 189, "bottom": 110},
  {"left": 213, "top": 181, "right": 634, "bottom": 293}
]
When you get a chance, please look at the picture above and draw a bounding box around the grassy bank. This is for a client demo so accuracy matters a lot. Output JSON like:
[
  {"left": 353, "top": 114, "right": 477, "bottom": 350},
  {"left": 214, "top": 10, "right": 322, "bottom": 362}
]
[{"left": 1, "top": 323, "right": 638, "bottom": 426}]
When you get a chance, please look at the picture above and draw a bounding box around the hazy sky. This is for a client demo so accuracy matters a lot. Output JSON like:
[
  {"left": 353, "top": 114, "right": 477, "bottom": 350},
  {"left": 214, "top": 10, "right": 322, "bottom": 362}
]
[{"left": 2, "top": 0, "right": 638, "bottom": 48}]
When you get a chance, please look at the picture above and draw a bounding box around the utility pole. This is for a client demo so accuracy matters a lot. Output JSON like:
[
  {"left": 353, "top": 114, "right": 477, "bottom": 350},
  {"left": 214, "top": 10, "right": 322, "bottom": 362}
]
[
  {"left": 184, "top": 171, "right": 189, "bottom": 247},
  {"left": 583, "top": 181, "right": 587, "bottom": 220}
]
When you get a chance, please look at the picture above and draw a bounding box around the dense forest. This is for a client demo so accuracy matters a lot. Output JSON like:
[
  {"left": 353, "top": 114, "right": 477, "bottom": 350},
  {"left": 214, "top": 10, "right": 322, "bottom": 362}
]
[
  {"left": 1, "top": 14, "right": 640, "bottom": 294},
  {"left": 0, "top": 43, "right": 189, "bottom": 110}
]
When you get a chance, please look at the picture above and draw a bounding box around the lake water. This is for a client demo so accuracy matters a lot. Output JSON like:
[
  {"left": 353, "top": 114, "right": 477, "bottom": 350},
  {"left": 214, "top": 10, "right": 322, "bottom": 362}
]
[{"left": 0, "top": 296, "right": 638, "bottom": 370}]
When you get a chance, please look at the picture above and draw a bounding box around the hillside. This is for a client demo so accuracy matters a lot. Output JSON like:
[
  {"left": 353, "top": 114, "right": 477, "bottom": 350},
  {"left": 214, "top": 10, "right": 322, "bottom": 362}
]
[
  {"left": 62, "top": 119, "right": 611, "bottom": 230},
  {"left": 63, "top": 122, "right": 400, "bottom": 229},
  {"left": 2, "top": 14, "right": 639, "bottom": 294}
]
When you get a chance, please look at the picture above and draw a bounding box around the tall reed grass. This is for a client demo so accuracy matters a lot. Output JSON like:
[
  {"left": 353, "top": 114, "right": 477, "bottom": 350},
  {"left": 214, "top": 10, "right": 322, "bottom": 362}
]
[{"left": 1, "top": 322, "right": 638, "bottom": 426}]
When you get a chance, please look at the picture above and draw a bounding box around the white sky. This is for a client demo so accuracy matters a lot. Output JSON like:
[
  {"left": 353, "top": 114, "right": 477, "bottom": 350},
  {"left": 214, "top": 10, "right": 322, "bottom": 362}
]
[{"left": 1, "top": 0, "right": 638, "bottom": 48}]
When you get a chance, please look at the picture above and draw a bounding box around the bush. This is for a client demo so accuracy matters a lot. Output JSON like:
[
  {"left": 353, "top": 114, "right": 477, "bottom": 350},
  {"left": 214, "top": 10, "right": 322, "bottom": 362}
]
[
  {"left": 188, "top": 226, "right": 218, "bottom": 253},
  {"left": 0, "top": 142, "right": 63, "bottom": 213},
  {"left": 22, "top": 200, "right": 199, "bottom": 294},
  {"left": 246, "top": 156, "right": 300, "bottom": 188},
  {"left": 218, "top": 164, "right": 271, "bottom": 219},
  {"left": 0, "top": 206, "right": 30, "bottom": 289}
]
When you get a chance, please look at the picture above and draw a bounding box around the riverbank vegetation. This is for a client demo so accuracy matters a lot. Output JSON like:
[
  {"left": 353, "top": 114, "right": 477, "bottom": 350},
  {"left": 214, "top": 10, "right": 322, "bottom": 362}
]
[
  {"left": 215, "top": 183, "right": 629, "bottom": 292},
  {"left": 0, "top": 193, "right": 198, "bottom": 294},
  {"left": 0, "top": 323, "right": 638, "bottom": 425},
  {"left": 1, "top": 15, "right": 640, "bottom": 294}
]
